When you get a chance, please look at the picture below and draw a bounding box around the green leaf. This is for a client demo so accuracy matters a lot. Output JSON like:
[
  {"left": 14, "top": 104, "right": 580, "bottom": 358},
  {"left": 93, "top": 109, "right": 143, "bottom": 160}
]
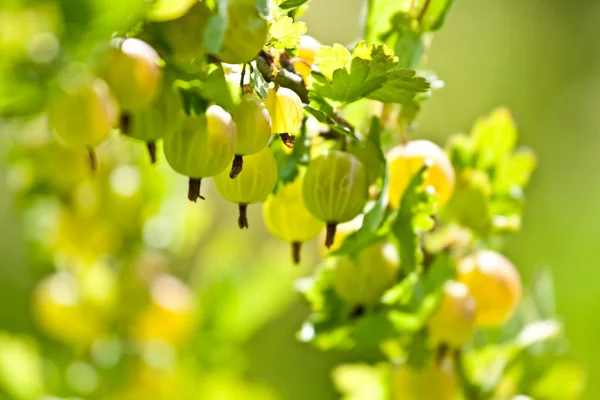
[
  {"left": 203, "top": 2, "right": 228, "bottom": 54},
  {"left": 472, "top": 107, "right": 518, "bottom": 170},
  {"left": 494, "top": 148, "right": 537, "bottom": 192},
  {"left": 269, "top": 16, "right": 307, "bottom": 49},
  {"left": 251, "top": 63, "right": 269, "bottom": 98},
  {"left": 197, "top": 63, "right": 236, "bottom": 111},
  {"left": 420, "top": 0, "right": 454, "bottom": 32},
  {"left": 389, "top": 165, "right": 437, "bottom": 274},
  {"left": 311, "top": 42, "right": 429, "bottom": 105},
  {"left": 277, "top": 0, "right": 310, "bottom": 12},
  {"left": 255, "top": 0, "right": 273, "bottom": 17},
  {"left": 382, "top": 12, "right": 424, "bottom": 69},
  {"left": 364, "top": 0, "right": 412, "bottom": 44},
  {"left": 530, "top": 360, "right": 586, "bottom": 400},
  {"left": 314, "top": 44, "right": 352, "bottom": 80},
  {"left": 443, "top": 169, "right": 492, "bottom": 235}
]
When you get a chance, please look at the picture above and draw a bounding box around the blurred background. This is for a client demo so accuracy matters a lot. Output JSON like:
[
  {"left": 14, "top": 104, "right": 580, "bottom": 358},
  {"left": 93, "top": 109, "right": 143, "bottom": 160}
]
[{"left": 0, "top": 0, "right": 598, "bottom": 399}]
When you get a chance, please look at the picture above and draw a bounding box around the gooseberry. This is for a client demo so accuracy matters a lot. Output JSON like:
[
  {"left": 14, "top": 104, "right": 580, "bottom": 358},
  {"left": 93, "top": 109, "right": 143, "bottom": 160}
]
[
  {"left": 214, "top": 147, "right": 277, "bottom": 228},
  {"left": 263, "top": 87, "right": 304, "bottom": 147},
  {"left": 263, "top": 173, "right": 324, "bottom": 263},
  {"left": 99, "top": 38, "right": 162, "bottom": 112},
  {"left": 229, "top": 93, "right": 272, "bottom": 178},
  {"left": 391, "top": 359, "right": 459, "bottom": 400},
  {"left": 163, "top": 105, "right": 237, "bottom": 201},
  {"left": 457, "top": 250, "right": 522, "bottom": 327},
  {"left": 122, "top": 79, "right": 183, "bottom": 163},
  {"left": 291, "top": 35, "right": 321, "bottom": 83},
  {"left": 147, "top": 0, "right": 197, "bottom": 22},
  {"left": 217, "top": 2, "right": 268, "bottom": 64},
  {"left": 48, "top": 77, "right": 118, "bottom": 151},
  {"left": 427, "top": 281, "right": 476, "bottom": 348},
  {"left": 330, "top": 241, "right": 399, "bottom": 308},
  {"left": 302, "top": 150, "right": 368, "bottom": 247},
  {"left": 158, "top": 1, "right": 211, "bottom": 63},
  {"left": 387, "top": 140, "right": 455, "bottom": 209}
]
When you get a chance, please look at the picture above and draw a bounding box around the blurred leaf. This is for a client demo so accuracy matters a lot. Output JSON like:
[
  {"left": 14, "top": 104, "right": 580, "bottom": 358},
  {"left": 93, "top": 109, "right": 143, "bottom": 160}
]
[
  {"left": 531, "top": 270, "right": 557, "bottom": 320},
  {"left": 255, "top": 0, "right": 273, "bottom": 17},
  {"left": 444, "top": 169, "right": 492, "bottom": 235},
  {"left": 382, "top": 13, "right": 424, "bottom": 69},
  {"left": 530, "top": 360, "right": 586, "bottom": 400},
  {"left": 269, "top": 16, "right": 307, "bottom": 49},
  {"left": 420, "top": 0, "right": 454, "bottom": 32},
  {"left": 472, "top": 107, "right": 517, "bottom": 170},
  {"left": 277, "top": 0, "right": 310, "bottom": 12},
  {"left": 389, "top": 165, "right": 436, "bottom": 274},
  {"left": 364, "top": 0, "right": 412, "bottom": 44},
  {"left": 494, "top": 148, "right": 537, "bottom": 192},
  {"left": 204, "top": 2, "right": 228, "bottom": 54}
]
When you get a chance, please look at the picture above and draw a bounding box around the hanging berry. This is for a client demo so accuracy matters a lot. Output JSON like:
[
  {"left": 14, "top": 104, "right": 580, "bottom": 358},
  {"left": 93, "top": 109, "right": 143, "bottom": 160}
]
[
  {"left": 263, "top": 173, "right": 324, "bottom": 263},
  {"left": 229, "top": 93, "right": 272, "bottom": 178},
  {"left": 214, "top": 147, "right": 278, "bottom": 228},
  {"left": 263, "top": 87, "right": 304, "bottom": 148},
  {"left": 302, "top": 150, "right": 368, "bottom": 247},
  {"left": 163, "top": 105, "right": 237, "bottom": 201}
]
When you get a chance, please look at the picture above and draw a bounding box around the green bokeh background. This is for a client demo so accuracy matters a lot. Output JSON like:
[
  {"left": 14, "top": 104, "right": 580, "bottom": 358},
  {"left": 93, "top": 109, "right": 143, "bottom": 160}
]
[{"left": 0, "top": 0, "right": 597, "bottom": 399}]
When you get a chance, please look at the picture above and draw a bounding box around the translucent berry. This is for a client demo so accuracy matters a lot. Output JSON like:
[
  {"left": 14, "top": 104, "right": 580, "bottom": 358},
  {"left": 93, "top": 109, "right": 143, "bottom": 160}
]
[
  {"left": 229, "top": 93, "right": 272, "bottom": 178},
  {"left": 330, "top": 242, "right": 399, "bottom": 307},
  {"left": 214, "top": 147, "right": 277, "bottom": 228},
  {"left": 99, "top": 38, "right": 162, "bottom": 112},
  {"left": 163, "top": 105, "right": 237, "bottom": 201},
  {"left": 263, "top": 173, "right": 324, "bottom": 263},
  {"left": 427, "top": 281, "right": 476, "bottom": 348},
  {"left": 387, "top": 140, "right": 455, "bottom": 208},
  {"left": 458, "top": 250, "right": 522, "bottom": 327},
  {"left": 302, "top": 150, "right": 368, "bottom": 247}
]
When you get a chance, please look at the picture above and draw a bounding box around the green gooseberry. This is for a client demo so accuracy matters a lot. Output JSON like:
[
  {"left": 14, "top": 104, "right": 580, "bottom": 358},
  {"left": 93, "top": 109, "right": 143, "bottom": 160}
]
[
  {"left": 214, "top": 147, "right": 277, "bottom": 229},
  {"left": 163, "top": 105, "right": 236, "bottom": 201}
]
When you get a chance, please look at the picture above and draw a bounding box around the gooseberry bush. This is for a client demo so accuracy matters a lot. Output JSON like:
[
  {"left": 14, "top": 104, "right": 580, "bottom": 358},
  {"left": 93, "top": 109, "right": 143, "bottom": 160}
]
[{"left": 0, "top": 0, "right": 586, "bottom": 399}]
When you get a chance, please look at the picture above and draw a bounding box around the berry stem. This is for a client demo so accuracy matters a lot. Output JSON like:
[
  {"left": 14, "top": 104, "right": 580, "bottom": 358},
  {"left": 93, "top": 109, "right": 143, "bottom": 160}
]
[
  {"left": 325, "top": 222, "right": 337, "bottom": 248},
  {"left": 238, "top": 204, "right": 249, "bottom": 229},
  {"left": 291, "top": 241, "right": 302, "bottom": 264},
  {"left": 119, "top": 113, "right": 131, "bottom": 134},
  {"left": 188, "top": 178, "right": 205, "bottom": 202},
  {"left": 146, "top": 141, "right": 157, "bottom": 164},
  {"left": 279, "top": 133, "right": 295, "bottom": 148},
  {"left": 229, "top": 155, "right": 244, "bottom": 179},
  {"left": 240, "top": 63, "right": 247, "bottom": 93},
  {"left": 87, "top": 147, "right": 97, "bottom": 172}
]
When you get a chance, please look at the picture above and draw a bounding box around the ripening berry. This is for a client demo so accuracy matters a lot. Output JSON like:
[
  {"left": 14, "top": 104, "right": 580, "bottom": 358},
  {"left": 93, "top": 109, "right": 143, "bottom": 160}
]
[
  {"left": 330, "top": 242, "right": 399, "bottom": 307},
  {"left": 217, "top": 2, "right": 268, "bottom": 64},
  {"left": 163, "top": 105, "right": 237, "bottom": 201},
  {"left": 392, "top": 359, "right": 459, "bottom": 400},
  {"left": 130, "top": 274, "right": 197, "bottom": 344},
  {"left": 123, "top": 80, "right": 183, "bottom": 163},
  {"left": 147, "top": 0, "right": 197, "bottom": 21},
  {"left": 387, "top": 140, "right": 455, "bottom": 208},
  {"left": 302, "top": 151, "right": 368, "bottom": 248},
  {"left": 427, "top": 281, "right": 476, "bottom": 348},
  {"left": 458, "top": 250, "right": 522, "bottom": 327},
  {"left": 214, "top": 147, "right": 278, "bottom": 229},
  {"left": 292, "top": 35, "right": 321, "bottom": 83},
  {"left": 48, "top": 78, "right": 118, "bottom": 149},
  {"left": 263, "top": 87, "right": 304, "bottom": 138},
  {"left": 263, "top": 174, "right": 324, "bottom": 263},
  {"left": 99, "top": 38, "right": 163, "bottom": 112},
  {"left": 229, "top": 93, "right": 272, "bottom": 178}
]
